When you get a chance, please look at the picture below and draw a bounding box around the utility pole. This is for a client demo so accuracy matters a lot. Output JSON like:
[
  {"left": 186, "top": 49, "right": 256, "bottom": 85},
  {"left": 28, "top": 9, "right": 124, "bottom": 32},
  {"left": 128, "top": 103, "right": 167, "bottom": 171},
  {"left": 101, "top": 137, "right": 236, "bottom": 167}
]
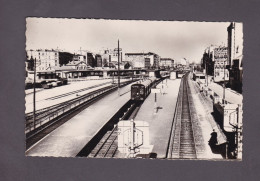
[
  {"left": 117, "top": 39, "right": 120, "bottom": 94},
  {"left": 33, "top": 57, "right": 36, "bottom": 129},
  {"left": 223, "top": 60, "right": 226, "bottom": 104}
]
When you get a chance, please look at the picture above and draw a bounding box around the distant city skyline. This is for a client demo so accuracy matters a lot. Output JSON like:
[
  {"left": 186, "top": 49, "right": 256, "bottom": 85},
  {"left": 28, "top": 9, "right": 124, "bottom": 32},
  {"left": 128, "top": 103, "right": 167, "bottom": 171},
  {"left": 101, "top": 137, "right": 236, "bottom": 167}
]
[{"left": 26, "top": 18, "right": 233, "bottom": 64}]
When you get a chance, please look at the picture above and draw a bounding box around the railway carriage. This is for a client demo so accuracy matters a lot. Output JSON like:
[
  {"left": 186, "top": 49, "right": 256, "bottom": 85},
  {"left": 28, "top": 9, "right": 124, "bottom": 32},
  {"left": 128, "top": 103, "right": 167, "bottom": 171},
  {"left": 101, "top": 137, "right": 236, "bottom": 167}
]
[{"left": 131, "top": 77, "right": 157, "bottom": 101}]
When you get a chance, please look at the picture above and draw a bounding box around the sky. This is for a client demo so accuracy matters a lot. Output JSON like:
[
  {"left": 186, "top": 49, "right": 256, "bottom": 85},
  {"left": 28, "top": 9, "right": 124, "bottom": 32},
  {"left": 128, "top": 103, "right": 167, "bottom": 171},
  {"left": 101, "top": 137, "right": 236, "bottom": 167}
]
[{"left": 26, "top": 18, "right": 232, "bottom": 64}]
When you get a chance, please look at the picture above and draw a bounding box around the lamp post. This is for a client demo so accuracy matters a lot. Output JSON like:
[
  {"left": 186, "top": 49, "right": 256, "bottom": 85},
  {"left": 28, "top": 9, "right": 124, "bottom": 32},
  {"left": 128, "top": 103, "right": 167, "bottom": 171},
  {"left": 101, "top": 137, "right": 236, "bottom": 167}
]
[
  {"left": 223, "top": 60, "right": 226, "bottom": 104},
  {"left": 118, "top": 39, "right": 120, "bottom": 87},
  {"left": 117, "top": 40, "right": 121, "bottom": 95},
  {"left": 33, "top": 57, "right": 36, "bottom": 129}
]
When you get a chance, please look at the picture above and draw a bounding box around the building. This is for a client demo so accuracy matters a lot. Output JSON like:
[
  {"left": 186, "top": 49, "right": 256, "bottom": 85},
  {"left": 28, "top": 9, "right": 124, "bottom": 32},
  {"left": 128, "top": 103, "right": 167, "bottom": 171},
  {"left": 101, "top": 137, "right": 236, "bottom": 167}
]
[
  {"left": 72, "top": 54, "right": 86, "bottom": 63},
  {"left": 52, "top": 60, "right": 91, "bottom": 79},
  {"left": 27, "top": 49, "right": 59, "bottom": 71},
  {"left": 95, "top": 54, "right": 102, "bottom": 67},
  {"left": 160, "top": 58, "right": 174, "bottom": 69},
  {"left": 26, "top": 49, "right": 74, "bottom": 71},
  {"left": 125, "top": 52, "right": 160, "bottom": 69},
  {"left": 201, "top": 45, "right": 216, "bottom": 76},
  {"left": 227, "top": 22, "right": 243, "bottom": 93},
  {"left": 87, "top": 52, "right": 96, "bottom": 67},
  {"left": 213, "top": 46, "right": 229, "bottom": 82},
  {"left": 101, "top": 48, "right": 123, "bottom": 66},
  {"left": 75, "top": 49, "right": 97, "bottom": 68},
  {"left": 25, "top": 55, "right": 34, "bottom": 72}
]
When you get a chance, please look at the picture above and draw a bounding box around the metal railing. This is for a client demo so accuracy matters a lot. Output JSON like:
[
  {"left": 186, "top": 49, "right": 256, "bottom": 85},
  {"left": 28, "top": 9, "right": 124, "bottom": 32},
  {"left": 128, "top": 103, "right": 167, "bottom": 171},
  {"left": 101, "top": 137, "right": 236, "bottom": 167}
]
[{"left": 25, "top": 81, "right": 133, "bottom": 133}]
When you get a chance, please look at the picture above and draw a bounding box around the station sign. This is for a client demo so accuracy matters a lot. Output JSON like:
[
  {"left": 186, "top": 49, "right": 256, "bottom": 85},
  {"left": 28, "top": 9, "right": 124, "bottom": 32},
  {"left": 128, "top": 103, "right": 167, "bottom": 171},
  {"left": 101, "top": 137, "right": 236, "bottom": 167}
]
[
  {"left": 214, "top": 47, "right": 228, "bottom": 62},
  {"left": 151, "top": 88, "right": 161, "bottom": 94}
]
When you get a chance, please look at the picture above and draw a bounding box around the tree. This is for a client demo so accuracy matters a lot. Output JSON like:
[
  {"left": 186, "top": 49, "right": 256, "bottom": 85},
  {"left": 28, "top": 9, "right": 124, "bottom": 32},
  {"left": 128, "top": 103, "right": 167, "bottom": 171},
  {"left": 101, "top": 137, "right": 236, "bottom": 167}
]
[{"left": 124, "top": 62, "right": 131, "bottom": 69}]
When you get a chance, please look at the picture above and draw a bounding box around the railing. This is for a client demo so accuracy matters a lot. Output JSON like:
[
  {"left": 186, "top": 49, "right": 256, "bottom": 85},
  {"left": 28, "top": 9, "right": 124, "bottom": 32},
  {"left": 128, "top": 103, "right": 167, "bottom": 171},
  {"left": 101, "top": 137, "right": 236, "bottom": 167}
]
[{"left": 25, "top": 81, "right": 133, "bottom": 134}]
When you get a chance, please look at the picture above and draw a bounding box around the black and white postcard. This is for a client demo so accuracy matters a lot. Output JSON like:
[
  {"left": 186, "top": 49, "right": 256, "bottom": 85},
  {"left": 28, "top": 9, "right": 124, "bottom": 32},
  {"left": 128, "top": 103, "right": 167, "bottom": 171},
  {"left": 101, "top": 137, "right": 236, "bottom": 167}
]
[{"left": 25, "top": 18, "right": 243, "bottom": 160}]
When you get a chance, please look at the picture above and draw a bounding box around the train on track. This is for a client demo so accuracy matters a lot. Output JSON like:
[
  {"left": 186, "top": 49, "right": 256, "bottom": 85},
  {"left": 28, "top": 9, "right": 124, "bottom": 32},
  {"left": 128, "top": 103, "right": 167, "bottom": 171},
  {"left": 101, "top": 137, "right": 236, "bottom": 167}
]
[
  {"left": 25, "top": 78, "right": 68, "bottom": 89},
  {"left": 131, "top": 77, "right": 158, "bottom": 101}
]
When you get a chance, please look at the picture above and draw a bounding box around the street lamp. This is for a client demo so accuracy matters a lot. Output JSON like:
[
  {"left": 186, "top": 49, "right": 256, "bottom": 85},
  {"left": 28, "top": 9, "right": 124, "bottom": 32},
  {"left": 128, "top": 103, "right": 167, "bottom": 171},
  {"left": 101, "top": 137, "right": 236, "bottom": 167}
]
[
  {"left": 117, "top": 39, "right": 120, "bottom": 88},
  {"left": 30, "top": 52, "right": 41, "bottom": 130},
  {"left": 223, "top": 60, "right": 226, "bottom": 104},
  {"left": 33, "top": 57, "right": 37, "bottom": 129}
]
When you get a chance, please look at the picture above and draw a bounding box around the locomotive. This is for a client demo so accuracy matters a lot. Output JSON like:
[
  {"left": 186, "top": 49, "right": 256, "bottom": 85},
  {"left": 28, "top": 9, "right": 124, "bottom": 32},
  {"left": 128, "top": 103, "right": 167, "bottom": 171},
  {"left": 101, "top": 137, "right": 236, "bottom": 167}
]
[{"left": 131, "top": 77, "right": 157, "bottom": 101}]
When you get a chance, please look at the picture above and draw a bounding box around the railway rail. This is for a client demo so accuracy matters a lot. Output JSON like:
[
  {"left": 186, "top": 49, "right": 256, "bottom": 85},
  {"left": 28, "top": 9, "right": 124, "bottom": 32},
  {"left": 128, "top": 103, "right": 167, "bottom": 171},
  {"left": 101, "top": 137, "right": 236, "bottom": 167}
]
[
  {"left": 86, "top": 79, "right": 163, "bottom": 158},
  {"left": 25, "top": 80, "right": 134, "bottom": 131},
  {"left": 87, "top": 102, "right": 142, "bottom": 158},
  {"left": 25, "top": 81, "right": 115, "bottom": 121},
  {"left": 167, "top": 73, "right": 204, "bottom": 159},
  {"left": 26, "top": 80, "right": 134, "bottom": 150}
]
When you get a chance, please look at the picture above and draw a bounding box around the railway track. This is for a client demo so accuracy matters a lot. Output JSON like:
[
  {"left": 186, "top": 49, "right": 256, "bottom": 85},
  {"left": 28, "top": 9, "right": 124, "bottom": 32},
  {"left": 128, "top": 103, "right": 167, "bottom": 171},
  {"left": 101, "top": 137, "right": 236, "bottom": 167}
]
[
  {"left": 87, "top": 102, "right": 141, "bottom": 158},
  {"left": 25, "top": 81, "right": 116, "bottom": 120},
  {"left": 25, "top": 81, "right": 134, "bottom": 129},
  {"left": 168, "top": 73, "right": 204, "bottom": 159},
  {"left": 86, "top": 78, "right": 164, "bottom": 158},
  {"left": 46, "top": 82, "right": 111, "bottom": 100},
  {"left": 179, "top": 78, "right": 197, "bottom": 158},
  {"left": 88, "top": 126, "right": 118, "bottom": 158},
  {"left": 86, "top": 79, "right": 165, "bottom": 158},
  {"left": 26, "top": 80, "right": 134, "bottom": 150}
]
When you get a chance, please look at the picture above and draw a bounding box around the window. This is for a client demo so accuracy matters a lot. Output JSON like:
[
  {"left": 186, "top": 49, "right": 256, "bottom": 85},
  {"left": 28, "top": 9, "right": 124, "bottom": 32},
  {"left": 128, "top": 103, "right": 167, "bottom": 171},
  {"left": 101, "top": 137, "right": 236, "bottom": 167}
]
[{"left": 236, "top": 46, "right": 239, "bottom": 53}]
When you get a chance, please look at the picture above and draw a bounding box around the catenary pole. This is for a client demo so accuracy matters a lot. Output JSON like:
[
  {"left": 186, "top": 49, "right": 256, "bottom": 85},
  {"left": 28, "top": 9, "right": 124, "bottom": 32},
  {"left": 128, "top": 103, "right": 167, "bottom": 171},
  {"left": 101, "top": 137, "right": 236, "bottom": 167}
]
[
  {"left": 33, "top": 58, "right": 36, "bottom": 129},
  {"left": 223, "top": 60, "right": 226, "bottom": 104},
  {"left": 118, "top": 39, "right": 120, "bottom": 90}
]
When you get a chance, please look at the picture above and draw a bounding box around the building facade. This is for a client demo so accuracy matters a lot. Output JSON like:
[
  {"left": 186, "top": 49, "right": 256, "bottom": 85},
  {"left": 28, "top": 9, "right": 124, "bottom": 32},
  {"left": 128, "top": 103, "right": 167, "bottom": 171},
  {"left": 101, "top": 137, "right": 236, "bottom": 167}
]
[
  {"left": 227, "top": 22, "right": 243, "bottom": 93},
  {"left": 160, "top": 58, "right": 174, "bottom": 69},
  {"left": 26, "top": 49, "right": 74, "bottom": 71},
  {"left": 27, "top": 49, "right": 59, "bottom": 71},
  {"left": 101, "top": 48, "right": 123, "bottom": 66},
  {"left": 95, "top": 54, "right": 102, "bottom": 67},
  {"left": 201, "top": 46, "right": 216, "bottom": 76},
  {"left": 72, "top": 54, "right": 86, "bottom": 63},
  {"left": 125, "top": 52, "right": 160, "bottom": 69},
  {"left": 87, "top": 52, "right": 96, "bottom": 67}
]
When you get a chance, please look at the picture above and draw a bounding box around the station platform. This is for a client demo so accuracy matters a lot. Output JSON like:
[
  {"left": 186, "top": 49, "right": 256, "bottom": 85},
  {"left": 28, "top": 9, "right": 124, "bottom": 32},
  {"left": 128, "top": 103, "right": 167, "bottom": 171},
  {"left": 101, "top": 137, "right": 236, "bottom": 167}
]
[
  {"left": 26, "top": 84, "right": 132, "bottom": 157},
  {"left": 208, "top": 82, "right": 242, "bottom": 104},
  {"left": 201, "top": 75, "right": 242, "bottom": 105},
  {"left": 189, "top": 75, "right": 226, "bottom": 159},
  {"left": 25, "top": 79, "right": 129, "bottom": 114},
  {"left": 134, "top": 79, "right": 181, "bottom": 158}
]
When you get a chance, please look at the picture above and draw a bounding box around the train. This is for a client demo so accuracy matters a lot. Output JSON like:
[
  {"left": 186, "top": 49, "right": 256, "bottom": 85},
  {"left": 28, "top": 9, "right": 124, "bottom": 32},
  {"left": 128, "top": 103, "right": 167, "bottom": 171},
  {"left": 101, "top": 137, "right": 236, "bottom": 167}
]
[
  {"left": 131, "top": 77, "right": 157, "bottom": 101},
  {"left": 25, "top": 78, "right": 68, "bottom": 89}
]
